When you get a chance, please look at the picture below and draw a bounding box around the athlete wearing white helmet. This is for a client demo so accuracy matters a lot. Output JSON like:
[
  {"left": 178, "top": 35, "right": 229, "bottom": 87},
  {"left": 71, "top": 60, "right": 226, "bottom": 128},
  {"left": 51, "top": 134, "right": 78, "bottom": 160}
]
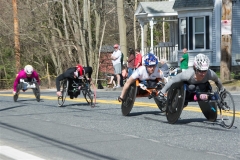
[
  {"left": 157, "top": 53, "right": 224, "bottom": 103},
  {"left": 193, "top": 53, "right": 210, "bottom": 71},
  {"left": 118, "top": 53, "right": 164, "bottom": 101},
  {"left": 13, "top": 65, "right": 40, "bottom": 95},
  {"left": 24, "top": 65, "right": 34, "bottom": 74}
]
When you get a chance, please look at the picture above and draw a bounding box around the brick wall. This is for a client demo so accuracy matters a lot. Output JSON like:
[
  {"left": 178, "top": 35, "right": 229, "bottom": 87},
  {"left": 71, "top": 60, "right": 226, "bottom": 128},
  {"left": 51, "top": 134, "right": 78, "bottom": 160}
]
[{"left": 99, "top": 52, "right": 114, "bottom": 78}]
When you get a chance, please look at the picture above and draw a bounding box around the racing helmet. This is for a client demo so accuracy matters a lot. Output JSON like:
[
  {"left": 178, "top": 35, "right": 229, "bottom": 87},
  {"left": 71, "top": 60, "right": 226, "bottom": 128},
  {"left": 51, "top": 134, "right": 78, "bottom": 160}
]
[
  {"left": 76, "top": 64, "right": 84, "bottom": 76},
  {"left": 143, "top": 53, "right": 158, "bottom": 66},
  {"left": 24, "top": 65, "right": 34, "bottom": 74},
  {"left": 193, "top": 54, "right": 210, "bottom": 71}
]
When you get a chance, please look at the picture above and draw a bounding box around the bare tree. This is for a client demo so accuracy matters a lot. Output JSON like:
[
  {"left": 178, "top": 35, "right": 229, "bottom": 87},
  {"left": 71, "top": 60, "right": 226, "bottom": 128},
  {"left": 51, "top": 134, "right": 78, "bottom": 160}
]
[{"left": 117, "top": 0, "right": 127, "bottom": 62}]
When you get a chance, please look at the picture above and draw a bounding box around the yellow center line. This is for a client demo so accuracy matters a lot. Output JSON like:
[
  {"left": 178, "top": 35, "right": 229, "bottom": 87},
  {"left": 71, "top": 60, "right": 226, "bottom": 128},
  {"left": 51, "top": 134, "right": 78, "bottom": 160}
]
[{"left": 0, "top": 94, "right": 239, "bottom": 118}]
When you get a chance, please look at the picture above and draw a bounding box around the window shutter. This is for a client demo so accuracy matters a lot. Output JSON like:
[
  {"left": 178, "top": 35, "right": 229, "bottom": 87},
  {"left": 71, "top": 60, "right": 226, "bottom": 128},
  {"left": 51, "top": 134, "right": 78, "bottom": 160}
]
[
  {"left": 206, "top": 16, "right": 210, "bottom": 49},
  {"left": 186, "top": 17, "right": 188, "bottom": 49},
  {"left": 189, "top": 17, "right": 193, "bottom": 50},
  {"left": 178, "top": 18, "right": 180, "bottom": 50}
]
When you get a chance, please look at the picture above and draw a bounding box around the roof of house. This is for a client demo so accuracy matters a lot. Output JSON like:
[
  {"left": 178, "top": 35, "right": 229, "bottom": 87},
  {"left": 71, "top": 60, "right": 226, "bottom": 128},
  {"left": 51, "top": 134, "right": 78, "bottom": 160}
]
[
  {"left": 135, "top": 1, "right": 177, "bottom": 17},
  {"left": 173, "top": 0, "right": 214, "bottom": 9}
]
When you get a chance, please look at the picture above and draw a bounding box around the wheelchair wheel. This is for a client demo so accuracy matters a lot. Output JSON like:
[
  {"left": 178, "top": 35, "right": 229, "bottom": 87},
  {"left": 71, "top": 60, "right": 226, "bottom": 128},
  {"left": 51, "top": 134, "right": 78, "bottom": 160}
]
[
  {"left": 82, "top": 88, "right": 93, "bottom": 106},
  {"left": 198, "top": 101, "right": 217, "bottom": 122},
  {"left": 58, "top": 80, "right": 69, "bottom": 107},
  {"left": 121, "top": 82, "right": 137, "bottom": 116},
  {"left": 166, "top": 82, "right": 185, "bottom": 124},
  {"left": 153, "top": 97, "right": 167, "bottom": 112},
  {"left": 13, "top": 83, "right": 22, "bottom": 102},
  {"left": 218, "top": 91, "right": 235, "bottom": 129},
  {"left": 33, "top": 83, "right": 40, "bottom": 102}
]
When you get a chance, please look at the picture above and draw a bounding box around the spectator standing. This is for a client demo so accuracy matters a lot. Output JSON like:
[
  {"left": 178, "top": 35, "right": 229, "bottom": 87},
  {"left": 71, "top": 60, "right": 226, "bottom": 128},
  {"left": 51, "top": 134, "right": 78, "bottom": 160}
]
[
  {"left": 134, "top": 48, "right": 142, "bottom": 69},
  {"left": 180, "top": 48, "right": 189, "bottom": 72},
  {"left": 111, "top": 44, "right": 122, "bottom": 88},
  {"left": 127, "top": 48, "right": 135, "bottom": 78}
]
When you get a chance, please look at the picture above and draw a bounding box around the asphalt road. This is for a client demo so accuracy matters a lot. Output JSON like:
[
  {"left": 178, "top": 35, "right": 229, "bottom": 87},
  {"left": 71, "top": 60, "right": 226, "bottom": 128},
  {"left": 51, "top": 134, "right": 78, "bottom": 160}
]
[{"left": 0, "top": 89, "right": 239, "bottom": 160}]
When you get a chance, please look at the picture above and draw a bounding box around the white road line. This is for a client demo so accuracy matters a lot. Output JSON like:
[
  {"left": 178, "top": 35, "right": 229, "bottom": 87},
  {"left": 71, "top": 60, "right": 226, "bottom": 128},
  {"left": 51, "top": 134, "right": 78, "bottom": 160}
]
[{"left": 0, "top": 146, "right": 45, "bottom": 160}]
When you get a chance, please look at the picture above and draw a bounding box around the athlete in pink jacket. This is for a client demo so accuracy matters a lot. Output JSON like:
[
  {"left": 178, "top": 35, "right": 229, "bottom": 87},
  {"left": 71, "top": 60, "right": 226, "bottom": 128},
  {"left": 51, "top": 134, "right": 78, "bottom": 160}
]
[{"left": 13, "top": 65, "right": 40, "bottom": 94}]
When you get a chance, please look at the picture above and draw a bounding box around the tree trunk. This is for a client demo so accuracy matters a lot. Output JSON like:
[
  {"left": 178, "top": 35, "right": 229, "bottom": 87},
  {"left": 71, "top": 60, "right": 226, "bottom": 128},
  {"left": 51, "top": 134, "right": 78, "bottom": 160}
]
[
  {"left": 221, "top": 0, "right": 232, "bottom": 81},
  {"left": 62, "top": 0, "right": 72, "bottom": 61},
  {"left": 12, "top": 0, "right": 21, "bottom": 73},
  {"left": 117, "top": 0, "right": 127, "bottom": 63},
  {"left": 134, "top": 0, "right": 138, "bottom": 49}
]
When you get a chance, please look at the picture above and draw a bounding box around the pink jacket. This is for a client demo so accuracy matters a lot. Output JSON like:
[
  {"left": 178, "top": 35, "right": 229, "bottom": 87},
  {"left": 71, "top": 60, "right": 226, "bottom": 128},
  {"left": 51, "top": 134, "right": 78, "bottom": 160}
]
[{"left": 13, "top": 69, "right": 40, "bottom": 91}]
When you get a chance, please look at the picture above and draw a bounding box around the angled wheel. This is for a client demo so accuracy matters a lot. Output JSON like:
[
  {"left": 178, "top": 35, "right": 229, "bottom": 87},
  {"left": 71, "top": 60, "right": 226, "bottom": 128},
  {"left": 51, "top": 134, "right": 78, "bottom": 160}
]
[
  {"left": 154, "top": 97, "right": 167, "bottom": 112},
  {"left": 33, "top": 83, "right": 41, "bottom": 102},
  {"left": 121, "top": 82, "right": 137, "bottom": 116},
  {"left": 13, "top": 83, "right": 22, "bottom": 102},
  {"left": 198, "top": 101, "right": 217, "bottom": 122},
  {"left": 82, "top": 88, "right": 93, "bottom": 106},
  {"left": 58, "top": 79, "right": 69, "bottom": 107},
  {"left": 218, "top": 91, "right": 235, "bottom": 129},
  {"left": 166, "top": 82, "right": 185, "bottom": 124}
]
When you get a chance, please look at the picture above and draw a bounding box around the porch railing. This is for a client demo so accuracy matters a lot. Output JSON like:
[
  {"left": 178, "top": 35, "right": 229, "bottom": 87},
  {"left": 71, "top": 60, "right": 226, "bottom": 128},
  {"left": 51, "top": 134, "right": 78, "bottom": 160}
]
[{"left": 143, "top": 45, "right": 178, "bottom": 62}]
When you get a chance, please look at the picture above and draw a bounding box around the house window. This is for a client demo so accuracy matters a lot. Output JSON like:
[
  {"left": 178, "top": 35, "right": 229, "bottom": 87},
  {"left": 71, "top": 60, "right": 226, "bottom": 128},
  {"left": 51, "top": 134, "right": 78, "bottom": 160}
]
[
  {"left": 194, "top": 17, "right": 205, "bottom": 49},
  {"left": 180, "top": 18, "right": 187, "bottom": 49},
  {"left": 179, "top": 15, "right": 210, "bottom": 51}
]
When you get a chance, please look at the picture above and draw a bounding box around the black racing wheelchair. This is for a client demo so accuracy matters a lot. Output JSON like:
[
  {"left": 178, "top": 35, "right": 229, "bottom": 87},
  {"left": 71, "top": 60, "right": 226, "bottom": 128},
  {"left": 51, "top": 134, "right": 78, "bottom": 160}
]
[
  {"left": 120, "top": 79, "right": 166, "bottom": 116},
  {"left": 57, "top": 76, "right": 95, "bottom": 107},
  {"left": 165, "top": 82, "right": 235, "bottom": 129},
  {"left": 14, "top": 78, "right": 40, "bottom": 102}
]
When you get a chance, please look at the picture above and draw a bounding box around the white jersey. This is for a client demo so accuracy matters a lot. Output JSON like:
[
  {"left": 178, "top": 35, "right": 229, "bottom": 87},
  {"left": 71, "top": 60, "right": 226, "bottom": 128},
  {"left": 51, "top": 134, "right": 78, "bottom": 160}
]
[
  {"left": 131, "top": 65, "right": 164, "bottom": 81},
  {"left": 111, "top": 50, "right": 121, "bottom": 65}
]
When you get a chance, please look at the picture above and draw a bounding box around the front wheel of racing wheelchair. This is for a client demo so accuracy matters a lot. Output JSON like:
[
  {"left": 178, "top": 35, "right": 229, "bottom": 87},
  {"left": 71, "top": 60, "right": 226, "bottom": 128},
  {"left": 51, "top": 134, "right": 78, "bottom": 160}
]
[
  {"left": 81, "top": 80, "right": 94, "bottom": 106},
  {"left": 216, "top": 90, "right": 235, "bottom": 129},
  {"left": 57, "top": 79, "right": 69, "bottom": 107}
]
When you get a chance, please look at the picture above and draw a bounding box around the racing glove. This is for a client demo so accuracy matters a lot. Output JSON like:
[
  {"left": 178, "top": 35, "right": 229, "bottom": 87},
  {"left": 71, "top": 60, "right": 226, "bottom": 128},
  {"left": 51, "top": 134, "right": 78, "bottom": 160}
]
[{"left": 219, "top": 88, "right": 226, "bottom": 98}]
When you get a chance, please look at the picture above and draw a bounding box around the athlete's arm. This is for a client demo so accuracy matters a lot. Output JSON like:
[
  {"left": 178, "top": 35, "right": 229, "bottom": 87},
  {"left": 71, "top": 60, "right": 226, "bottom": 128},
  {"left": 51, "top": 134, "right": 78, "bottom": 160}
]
[
  {"left": 209, "top": 69, "right": 224, "bottom": 90},
  {"left": 119, "top": 76, "right": 135, "bottom": 99},
  {"left": 161, "top": 71, "right": 190, "bottom": 93},
  {"left": 33, "top": 71, "right": 40, "bottom": 85},
  {"left": 56, "top": 74, "right": 65, "bottom": 91},
  {"left": 13, "top": 74, "right": 21, "bottom": 92}
]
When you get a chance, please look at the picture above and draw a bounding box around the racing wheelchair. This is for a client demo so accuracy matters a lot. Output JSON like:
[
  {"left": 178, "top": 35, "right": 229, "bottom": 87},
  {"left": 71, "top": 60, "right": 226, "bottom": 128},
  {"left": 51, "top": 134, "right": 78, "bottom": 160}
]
[
  {"left": 165, "top": 82, "right": 235, "bottom": 129},
  {"left": 57, "top": 77, "right": 95, "bottom": 107},
  {"left": 13, "top": 78, "right": 40, "bottom": 102},
  {"left": 120, "top": 79, "right": 166, "bottom": 116}
]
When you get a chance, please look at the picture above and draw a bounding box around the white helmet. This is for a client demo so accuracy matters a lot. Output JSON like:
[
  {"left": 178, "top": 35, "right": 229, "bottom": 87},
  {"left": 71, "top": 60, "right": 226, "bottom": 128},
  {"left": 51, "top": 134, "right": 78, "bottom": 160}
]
[
  {"left": 24, "top": 65, "right": 34, "bottom": 74},
  {"left": 193, "top": 54, "right": 210, "bottom": 71}
]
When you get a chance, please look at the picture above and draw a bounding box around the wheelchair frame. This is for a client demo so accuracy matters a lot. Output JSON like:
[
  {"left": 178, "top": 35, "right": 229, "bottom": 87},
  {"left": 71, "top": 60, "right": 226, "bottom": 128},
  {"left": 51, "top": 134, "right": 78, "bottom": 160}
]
[
  {"left": 57, "top": 77, "right": 94, "bottom": 107},
  {"left": 13, "top": 79, "right": 40, "bottom": 102},
  {"left": 165, "top": 82, "right": 235, "bottom": 129},
  {"left": 121, "top": 79, "right": 166, "bottom": 116}
]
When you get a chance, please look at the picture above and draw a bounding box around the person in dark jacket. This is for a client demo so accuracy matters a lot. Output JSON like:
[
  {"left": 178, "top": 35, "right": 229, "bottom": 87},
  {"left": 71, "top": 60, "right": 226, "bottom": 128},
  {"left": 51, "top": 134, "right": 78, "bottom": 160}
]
[{"left": 56, "top": 65, "right": 92, "bottom": 99}]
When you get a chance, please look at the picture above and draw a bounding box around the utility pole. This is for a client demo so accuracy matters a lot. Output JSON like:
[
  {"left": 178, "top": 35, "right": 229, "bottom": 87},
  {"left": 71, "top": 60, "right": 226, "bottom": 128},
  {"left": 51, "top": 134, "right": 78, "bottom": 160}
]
[
  {"left": 12, "top": 0, "right": 20, "bottom": 74},
  {"left": 220, "top": 0, "right": 232, "bottom": 81}
]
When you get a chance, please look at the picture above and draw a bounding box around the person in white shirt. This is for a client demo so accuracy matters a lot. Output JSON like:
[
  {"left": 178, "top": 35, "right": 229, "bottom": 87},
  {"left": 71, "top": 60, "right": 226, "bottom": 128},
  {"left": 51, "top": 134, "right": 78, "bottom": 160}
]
[
  {"left": 111, "top": 44, "right": 122, "bottom": 88},
  {"left": 118, "top": 53, "right": 164, "bottom": 101}
]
